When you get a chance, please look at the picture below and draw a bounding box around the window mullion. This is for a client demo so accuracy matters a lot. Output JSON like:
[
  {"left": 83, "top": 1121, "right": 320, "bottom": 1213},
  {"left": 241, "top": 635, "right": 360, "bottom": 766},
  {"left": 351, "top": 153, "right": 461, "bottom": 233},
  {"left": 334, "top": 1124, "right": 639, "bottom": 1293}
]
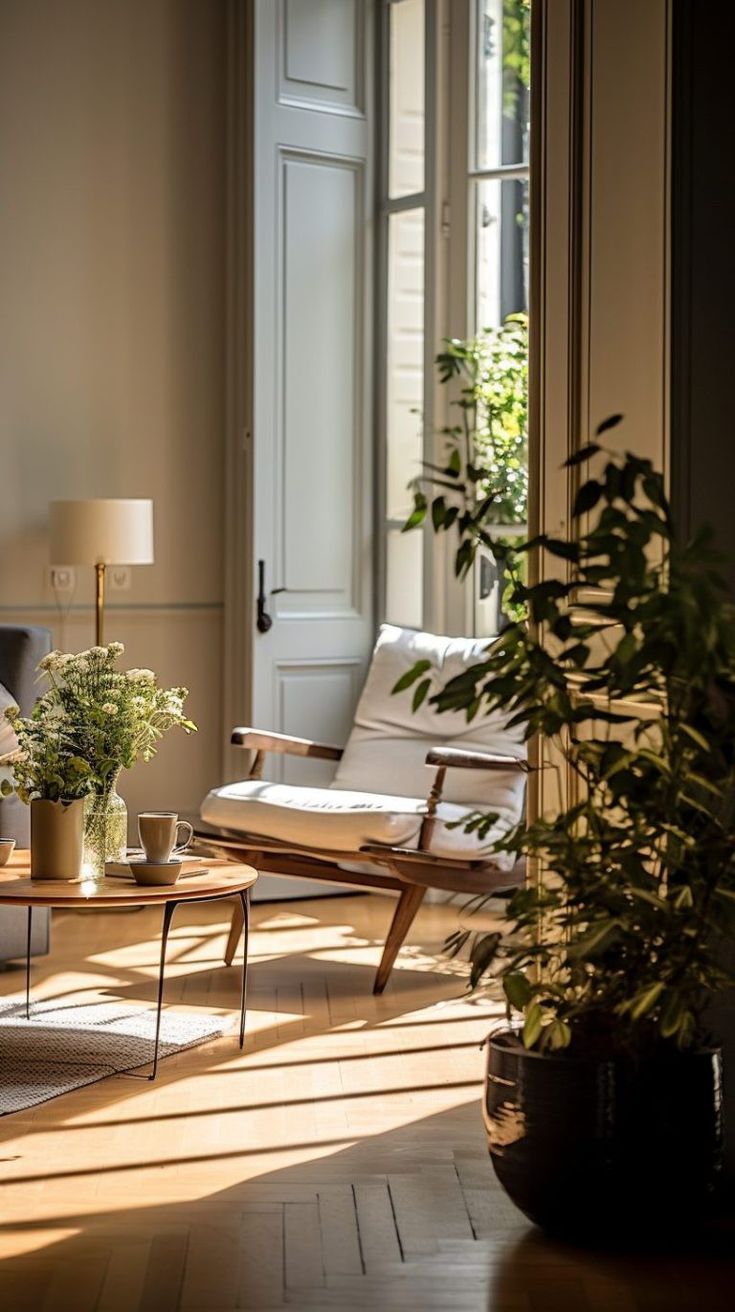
[
  {"left": 384, "top": 190, "right": 427, "bottom": 215},
  {"left": 470, "top": 164, "right": 530, "bottom": 183},
  {"left": 421, "top": 0, "right": 439, "bottom": 630}
]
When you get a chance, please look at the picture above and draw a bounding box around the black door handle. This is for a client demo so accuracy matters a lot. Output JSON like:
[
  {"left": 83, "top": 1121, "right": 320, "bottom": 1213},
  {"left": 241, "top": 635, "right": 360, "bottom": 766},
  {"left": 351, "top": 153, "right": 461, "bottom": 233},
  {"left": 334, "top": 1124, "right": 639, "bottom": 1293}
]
[
  {"left": 255, "top": 558, "right": 273, "bottom": 629},
  {"left": 256, "top": 560, "right": 285, "bottom": 634}
]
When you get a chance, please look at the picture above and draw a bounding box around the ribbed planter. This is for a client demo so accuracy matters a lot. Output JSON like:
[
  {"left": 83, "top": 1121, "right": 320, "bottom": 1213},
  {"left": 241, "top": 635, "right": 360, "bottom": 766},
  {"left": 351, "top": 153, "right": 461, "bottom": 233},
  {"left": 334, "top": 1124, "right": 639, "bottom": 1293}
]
[
  {"left": 484, "top": 1030, "right": 723, "bottom": 1238},
  {"left": 30, "top": 798, "right": 85, "bottom": 881}
]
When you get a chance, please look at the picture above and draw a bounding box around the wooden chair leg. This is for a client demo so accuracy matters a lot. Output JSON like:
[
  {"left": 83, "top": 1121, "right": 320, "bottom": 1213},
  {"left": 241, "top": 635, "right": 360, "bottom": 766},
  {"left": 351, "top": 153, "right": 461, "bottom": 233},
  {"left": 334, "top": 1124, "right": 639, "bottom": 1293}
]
[
  {"left": 373, "top": 884, "right": 426, "bottom": 995},
  {"left": 224, "top": 898, "right": 245, "bottom": 966}
]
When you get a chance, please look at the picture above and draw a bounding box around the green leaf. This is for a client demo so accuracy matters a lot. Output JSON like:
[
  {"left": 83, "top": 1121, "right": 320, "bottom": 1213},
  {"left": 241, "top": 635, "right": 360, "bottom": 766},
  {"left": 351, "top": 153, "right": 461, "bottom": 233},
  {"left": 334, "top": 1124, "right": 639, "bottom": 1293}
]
[
  {"left": 686, "top": 772, "right": 722, "bottom": 797},
  {"left": 679, "top": 723, "right": 711, "bottom": 753},
  {"left": 431, "top": 497, "right": 447, "bottom": 530},
  {"left": 412, "top": 678, "right": 431, "bottom": 712},
  {"left": 629, "top": 981, "right": 665, "bottom": 1020},
  {"left": 468, "top": 932, "right": 502, "bottom": 988},
  {"left": 659, "top": 992, "right": 684, "bottom": 1039},
  {"left": 567, "top": 919, "right": 619, "bottom": 956},
  {"left": 544, "top": 1019, "right": 572, "bottom": 1051},
  {"left": 503, "top": 973, "right": 532, "bottom": 1010},
  {"left": 392, "top": 660, "right": 431, "bottom": 694},
  {"left": 402, "top": 493, "right": 427, "bottom": 532},
  {"left": 630, "top": 887, "right": 668, "bottom": 911},
  {"left": 522, "top": 1003, "right": 544, "bottom": 1049},
  {"left": 677, "top": 1011, "right": 696, "bottom": 1049}
]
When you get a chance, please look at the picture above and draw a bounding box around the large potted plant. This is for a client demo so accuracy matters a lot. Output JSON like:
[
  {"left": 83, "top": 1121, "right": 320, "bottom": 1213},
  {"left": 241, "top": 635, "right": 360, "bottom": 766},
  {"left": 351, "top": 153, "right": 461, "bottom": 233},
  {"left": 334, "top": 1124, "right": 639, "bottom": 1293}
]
[{"left": 400, "top": 418, "right": 733, "bottom": 1236}]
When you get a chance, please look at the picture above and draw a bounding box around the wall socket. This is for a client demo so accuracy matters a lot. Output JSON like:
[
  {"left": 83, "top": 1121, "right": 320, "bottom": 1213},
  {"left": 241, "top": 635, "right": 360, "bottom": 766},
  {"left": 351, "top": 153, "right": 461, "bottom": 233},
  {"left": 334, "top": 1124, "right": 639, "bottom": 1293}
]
[
  {"left": 108, "top": 565, "right": 132, "bottom": 591},
  {"left": 49, "top": 566, "right": 75, "bottom": 592}
]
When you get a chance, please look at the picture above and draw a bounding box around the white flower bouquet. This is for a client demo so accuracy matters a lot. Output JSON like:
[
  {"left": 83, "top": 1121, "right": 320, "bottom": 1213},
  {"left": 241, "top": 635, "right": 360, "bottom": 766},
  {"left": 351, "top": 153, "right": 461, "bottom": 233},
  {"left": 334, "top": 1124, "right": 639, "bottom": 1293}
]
[{"left": 1, "top": 643, "right": 197, "bottom": 874}]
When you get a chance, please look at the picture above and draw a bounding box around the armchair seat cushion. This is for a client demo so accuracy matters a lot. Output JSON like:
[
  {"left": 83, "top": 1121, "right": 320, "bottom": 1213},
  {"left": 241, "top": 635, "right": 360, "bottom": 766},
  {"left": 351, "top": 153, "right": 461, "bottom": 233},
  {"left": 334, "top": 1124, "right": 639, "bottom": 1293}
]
[{"left": 200, "top": 780, "right": 517, "bottom": 869}]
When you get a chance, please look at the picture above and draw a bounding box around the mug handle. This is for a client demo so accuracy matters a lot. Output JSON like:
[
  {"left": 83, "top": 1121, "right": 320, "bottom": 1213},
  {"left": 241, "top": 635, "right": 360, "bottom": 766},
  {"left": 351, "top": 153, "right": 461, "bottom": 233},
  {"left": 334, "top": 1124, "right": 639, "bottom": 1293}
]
[{"left": 173, "top": 820, "right": 194, "bottom": 854}]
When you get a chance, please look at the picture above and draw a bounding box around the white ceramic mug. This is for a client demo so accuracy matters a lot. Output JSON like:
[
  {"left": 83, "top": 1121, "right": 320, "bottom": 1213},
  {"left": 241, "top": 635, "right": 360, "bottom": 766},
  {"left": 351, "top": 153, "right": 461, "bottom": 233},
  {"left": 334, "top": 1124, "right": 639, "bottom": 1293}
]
[{"left": 138, "top": 812, "right": 193, "bottom": 864}]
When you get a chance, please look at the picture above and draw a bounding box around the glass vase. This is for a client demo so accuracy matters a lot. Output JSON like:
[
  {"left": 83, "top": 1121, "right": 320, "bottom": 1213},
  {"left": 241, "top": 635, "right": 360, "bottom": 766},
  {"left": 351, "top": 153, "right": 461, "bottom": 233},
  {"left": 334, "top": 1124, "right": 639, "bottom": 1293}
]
[{"left": 83, "top": 774, "right": 128, "bottom": 879}]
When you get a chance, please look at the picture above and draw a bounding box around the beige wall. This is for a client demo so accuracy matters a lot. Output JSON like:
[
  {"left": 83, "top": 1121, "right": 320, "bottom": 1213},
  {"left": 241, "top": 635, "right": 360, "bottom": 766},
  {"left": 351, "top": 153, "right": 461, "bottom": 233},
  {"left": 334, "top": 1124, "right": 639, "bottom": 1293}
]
[{"left": 0, "top": 0, "right": 228, "bottom": 824}]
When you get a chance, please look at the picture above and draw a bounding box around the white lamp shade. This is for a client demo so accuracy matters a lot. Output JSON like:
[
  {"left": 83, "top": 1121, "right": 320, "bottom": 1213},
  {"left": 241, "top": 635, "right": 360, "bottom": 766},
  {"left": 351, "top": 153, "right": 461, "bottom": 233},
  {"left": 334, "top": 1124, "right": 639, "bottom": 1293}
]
[{"left": 49, "top": 499, "right": 154, "bottom": 566}]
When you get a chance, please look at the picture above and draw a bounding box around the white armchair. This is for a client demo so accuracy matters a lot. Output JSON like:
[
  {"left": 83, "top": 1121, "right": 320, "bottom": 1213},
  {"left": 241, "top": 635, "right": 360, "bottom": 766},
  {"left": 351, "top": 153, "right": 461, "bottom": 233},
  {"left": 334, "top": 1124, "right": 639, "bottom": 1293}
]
[{"left": 200, "top": 625, "right": 527, "bottom": 992}]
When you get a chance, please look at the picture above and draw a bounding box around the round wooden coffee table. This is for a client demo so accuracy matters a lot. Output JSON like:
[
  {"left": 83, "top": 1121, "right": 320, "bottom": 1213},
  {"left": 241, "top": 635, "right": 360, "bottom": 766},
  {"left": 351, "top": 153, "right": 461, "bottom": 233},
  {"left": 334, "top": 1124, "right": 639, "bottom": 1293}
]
[{"left": 0, "top": 852, "right": 258, "bottom": 1080}]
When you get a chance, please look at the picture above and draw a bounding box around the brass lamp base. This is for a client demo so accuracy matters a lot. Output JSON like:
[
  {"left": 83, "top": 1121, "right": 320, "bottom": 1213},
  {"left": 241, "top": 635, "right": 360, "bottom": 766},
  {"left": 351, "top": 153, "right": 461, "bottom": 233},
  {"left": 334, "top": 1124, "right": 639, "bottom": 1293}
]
[{"left": 95, "top": 561, "right": 106, "bottom": 646}]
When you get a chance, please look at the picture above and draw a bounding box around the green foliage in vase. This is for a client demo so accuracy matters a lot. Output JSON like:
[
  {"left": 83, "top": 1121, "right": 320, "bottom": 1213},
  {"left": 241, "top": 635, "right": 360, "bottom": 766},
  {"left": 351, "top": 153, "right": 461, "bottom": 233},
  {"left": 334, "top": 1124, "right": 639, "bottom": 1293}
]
[
  {"left": 0, "top": 706, "right": 94, "bottom": 804},
  {"left": 403, "top": 315, "right": 528, "bottom": 617},
  {"left": 1, "top": 643, "right": 197, "bottom": 804},
  {"left": 398, "top": 417, "right": 735, "bottom": 1057}
]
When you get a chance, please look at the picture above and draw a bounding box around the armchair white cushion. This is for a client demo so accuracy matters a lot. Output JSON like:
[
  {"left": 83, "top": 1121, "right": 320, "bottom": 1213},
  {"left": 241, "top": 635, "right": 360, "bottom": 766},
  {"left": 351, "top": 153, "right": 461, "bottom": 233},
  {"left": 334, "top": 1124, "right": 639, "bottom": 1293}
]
[
  {"left": 201, "top": 625, "right": 525, "bottom": 870},
  {"left": 201, "top": 780, "right": 517, "bottom": 868},
  {"left": 332, "top": 625, "right": 525, "bottom": 815}
]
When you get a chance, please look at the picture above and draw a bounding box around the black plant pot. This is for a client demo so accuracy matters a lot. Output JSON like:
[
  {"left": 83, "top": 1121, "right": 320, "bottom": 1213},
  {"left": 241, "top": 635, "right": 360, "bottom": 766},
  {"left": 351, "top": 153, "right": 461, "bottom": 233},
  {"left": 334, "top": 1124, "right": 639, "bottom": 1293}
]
[{"left": 483, "top": 1031, "right": 724, "bottom": 1238}]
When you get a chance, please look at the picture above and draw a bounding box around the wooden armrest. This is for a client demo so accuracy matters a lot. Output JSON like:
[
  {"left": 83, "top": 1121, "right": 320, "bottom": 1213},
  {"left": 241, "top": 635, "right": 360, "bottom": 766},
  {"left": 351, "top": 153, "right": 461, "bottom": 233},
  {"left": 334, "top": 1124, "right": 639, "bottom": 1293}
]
[
  {"left": 424, "top": 746, "right": 527, "bottom": 772},
  {"left": 418, "top": 747, "right": 526, "bottom": 852},
  {"left": 231, "top": 727, "right": 343, "bottom": 762}
]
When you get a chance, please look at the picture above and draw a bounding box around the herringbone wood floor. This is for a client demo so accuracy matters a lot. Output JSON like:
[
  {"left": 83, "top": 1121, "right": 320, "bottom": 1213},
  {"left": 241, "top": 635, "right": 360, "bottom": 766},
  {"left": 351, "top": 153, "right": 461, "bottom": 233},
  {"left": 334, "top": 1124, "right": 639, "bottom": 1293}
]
[{"left": 0, "top": 893, "right": 732, "bottom": 1311}]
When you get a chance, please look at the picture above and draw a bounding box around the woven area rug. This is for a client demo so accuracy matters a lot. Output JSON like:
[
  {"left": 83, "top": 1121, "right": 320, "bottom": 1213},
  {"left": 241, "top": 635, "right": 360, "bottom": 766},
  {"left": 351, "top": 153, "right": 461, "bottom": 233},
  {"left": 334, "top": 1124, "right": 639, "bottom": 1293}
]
[{"left": 0, "top": 994, "right": 233, "bottom": 1115}]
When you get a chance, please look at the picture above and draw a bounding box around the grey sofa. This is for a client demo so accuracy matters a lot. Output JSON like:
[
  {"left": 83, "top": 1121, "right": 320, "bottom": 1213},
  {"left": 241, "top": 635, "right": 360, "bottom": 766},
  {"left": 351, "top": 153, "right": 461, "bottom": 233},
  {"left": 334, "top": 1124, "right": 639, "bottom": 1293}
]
[{"left": 0, "top": 625, "right": 51, "bottom": 959}]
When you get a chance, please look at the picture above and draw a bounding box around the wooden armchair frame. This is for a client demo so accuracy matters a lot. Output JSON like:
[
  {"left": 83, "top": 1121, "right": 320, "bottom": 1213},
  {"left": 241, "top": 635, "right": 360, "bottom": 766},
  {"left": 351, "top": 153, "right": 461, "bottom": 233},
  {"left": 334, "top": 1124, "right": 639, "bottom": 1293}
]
[{"left": 196, "top": 727, "right": 527, "bottom": 994}]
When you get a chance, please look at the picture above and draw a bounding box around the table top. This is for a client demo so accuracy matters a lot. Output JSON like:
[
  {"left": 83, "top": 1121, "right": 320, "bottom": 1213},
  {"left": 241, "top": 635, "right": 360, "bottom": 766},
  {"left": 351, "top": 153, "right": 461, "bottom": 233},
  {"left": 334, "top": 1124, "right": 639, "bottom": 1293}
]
[{"left": 0, "top": 850, "right": 257, "bottom": 907}]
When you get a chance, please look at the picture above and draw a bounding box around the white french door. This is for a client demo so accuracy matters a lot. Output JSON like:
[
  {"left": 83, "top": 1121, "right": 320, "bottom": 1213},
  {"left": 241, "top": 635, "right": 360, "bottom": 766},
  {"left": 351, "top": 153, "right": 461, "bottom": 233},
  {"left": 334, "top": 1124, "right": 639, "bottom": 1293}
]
[{"left": 249, "top": 0, "right": 376, "bottom": 790}]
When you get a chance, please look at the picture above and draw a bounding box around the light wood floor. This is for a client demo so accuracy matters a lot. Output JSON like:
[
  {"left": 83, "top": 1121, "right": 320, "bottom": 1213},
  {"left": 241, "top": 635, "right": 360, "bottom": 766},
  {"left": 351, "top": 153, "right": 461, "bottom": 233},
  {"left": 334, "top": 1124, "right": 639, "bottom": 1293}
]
[{"left": 0, "top": 893, "right": 732, "bottom": 1311}]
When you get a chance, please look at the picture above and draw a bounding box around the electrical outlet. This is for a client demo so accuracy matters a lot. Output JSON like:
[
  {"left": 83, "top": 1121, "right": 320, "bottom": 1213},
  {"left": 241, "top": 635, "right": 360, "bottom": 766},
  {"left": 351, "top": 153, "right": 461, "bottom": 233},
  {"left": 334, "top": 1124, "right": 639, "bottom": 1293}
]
[
  {"left": 108, "top": 565, "right": 132, "bottom": 591},
  {"left": 49, "top": 566, "right": 75, "bottom": 592}
]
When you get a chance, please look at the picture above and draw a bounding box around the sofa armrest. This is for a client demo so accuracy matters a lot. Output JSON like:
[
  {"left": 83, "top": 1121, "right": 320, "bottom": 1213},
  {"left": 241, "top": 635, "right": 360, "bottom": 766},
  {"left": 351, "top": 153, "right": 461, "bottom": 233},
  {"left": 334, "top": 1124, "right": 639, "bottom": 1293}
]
[
  {"left": 0, "top": 625, "right": 52, "bottom": 716},
  {"left": 231, "top": 727, "right": 343, "bottom": 779},
  {"left": 419, "top": 747, "right": 527, "bottom": 852},
  {"left": 0, "top": 625, "right": 52, "bottom": 848},
  {"left": 424, "top": 746, "right": 528, "bottom": 772}
]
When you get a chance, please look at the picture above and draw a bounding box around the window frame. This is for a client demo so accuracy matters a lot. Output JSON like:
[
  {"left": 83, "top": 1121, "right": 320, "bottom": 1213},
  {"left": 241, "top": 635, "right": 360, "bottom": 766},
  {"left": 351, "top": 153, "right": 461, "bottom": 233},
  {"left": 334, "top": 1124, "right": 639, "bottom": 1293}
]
[
  {"left": 376, "top": 0, "right": 439, "bottom": 633},
  {"left": 376, "top": 0, "right": 530, "bottom": 636}
]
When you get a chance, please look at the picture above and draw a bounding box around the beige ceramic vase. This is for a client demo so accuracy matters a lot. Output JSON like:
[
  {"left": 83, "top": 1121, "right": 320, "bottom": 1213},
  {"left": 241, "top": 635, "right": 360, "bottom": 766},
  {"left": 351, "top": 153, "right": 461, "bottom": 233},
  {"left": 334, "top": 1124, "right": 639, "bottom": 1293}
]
[{"left": 30, "top": 798, "right": 85, "bottom": 881}]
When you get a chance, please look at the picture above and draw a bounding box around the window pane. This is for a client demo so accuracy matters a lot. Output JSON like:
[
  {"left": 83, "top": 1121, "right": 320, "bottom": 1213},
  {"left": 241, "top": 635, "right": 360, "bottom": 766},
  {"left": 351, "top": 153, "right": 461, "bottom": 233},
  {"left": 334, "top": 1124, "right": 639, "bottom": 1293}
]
[
  {"left": 385, "top": 527, "right": 423, "bottom": 629},
  {"left": 475, "top": 0, "right": 530, "bottom": 171},
  {"left": 389, "top": 0, "right": 425, "bottom": 198},
  {"left": 474, "top": 176, "right": 529, "bottom": 330},
  {"left": 386, "top": 208, "right": 425, "bottom": 519}
]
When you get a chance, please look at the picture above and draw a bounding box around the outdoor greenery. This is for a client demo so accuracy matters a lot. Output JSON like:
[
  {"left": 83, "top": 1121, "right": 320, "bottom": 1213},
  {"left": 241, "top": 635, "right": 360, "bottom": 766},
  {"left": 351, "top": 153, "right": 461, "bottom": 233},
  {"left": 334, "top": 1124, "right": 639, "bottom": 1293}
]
[
  {"left": 404, "top": 313, "right": 528, "bottom": 586},
  {"left": 399, "top": 417, "right": 735, "bottom": 1057},
  {"left": 1, "top": 643, "right": 196, "bottom": 805},
  {"left": 502, "top": 0, "right": 531, "bottom": 114}
]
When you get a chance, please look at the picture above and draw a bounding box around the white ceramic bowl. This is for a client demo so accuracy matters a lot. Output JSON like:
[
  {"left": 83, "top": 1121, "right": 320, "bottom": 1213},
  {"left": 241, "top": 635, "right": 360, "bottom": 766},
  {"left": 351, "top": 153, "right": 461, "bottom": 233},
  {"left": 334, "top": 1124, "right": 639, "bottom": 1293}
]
[
  {"left": 0, "top": 838, "right": 16, "bottom": 867},
  {"left": 129, "top": 858, "right": 183, "bottom": 887}
]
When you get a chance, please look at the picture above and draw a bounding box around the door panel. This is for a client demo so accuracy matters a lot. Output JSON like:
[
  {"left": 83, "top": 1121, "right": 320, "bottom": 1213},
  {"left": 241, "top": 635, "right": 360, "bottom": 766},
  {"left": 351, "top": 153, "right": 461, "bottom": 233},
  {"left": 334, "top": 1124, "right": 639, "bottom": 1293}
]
[
  {"left": 278, "top": 152, "right": 363, "bottom": 616},
  {"left": 275, "top": 659, "right": 363, "bottom": 786},
  {"left": 279, "top": 0, "right": 364, "bottom": 114},
  {"left": 250, "top": 0, "right": 374, "bottom": 883}
]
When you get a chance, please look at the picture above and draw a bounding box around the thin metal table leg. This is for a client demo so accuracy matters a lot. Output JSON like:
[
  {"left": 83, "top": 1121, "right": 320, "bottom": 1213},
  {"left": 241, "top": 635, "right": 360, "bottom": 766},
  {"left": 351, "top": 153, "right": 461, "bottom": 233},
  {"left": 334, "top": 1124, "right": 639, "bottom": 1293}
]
[
  {"left": 238, "top": 889, "right": 250, "bottom": 1048},
  {"left": 150, "top": 900, "right": 177, "bottom": 1081},
  {"left": 25, "top": 907, "right": 32, "bottom": 1020}
]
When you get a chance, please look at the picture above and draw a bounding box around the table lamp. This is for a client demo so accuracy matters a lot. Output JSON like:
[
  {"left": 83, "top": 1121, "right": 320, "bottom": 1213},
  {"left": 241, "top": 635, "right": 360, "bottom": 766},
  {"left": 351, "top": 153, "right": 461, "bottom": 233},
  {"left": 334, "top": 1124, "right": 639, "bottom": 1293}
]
[{"left": 49, "top": 499, "right": 154, "bottom": 644}]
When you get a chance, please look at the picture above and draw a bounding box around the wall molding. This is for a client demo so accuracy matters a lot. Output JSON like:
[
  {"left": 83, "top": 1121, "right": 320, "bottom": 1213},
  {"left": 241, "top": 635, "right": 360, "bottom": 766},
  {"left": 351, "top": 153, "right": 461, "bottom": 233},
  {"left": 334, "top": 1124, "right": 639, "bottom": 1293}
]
[{"left": 1, "top": 603, "right": 222, "bottom": 617}]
